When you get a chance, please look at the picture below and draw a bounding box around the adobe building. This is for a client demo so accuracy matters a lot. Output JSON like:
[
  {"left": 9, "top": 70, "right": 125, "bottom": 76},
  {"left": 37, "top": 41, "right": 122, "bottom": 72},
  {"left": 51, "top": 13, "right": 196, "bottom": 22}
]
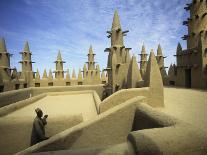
[
  {"left": 104, "top": 10, "right": 143, "bottom": 95},
  {"left": 138, "top": 44, "right": 167, "bottom": 84},
  {"left": 168, "top": 0, "right": 207, "bottom": 88},
  {"left": 0, "top": 39, "right": 107, "bottom": 92}
]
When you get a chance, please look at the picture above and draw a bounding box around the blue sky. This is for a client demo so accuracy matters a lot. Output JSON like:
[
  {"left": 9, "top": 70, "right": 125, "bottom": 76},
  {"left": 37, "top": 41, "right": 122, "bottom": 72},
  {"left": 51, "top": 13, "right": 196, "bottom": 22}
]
[{"left": 0, "top": 0, "right": 190, "bottom": 76}]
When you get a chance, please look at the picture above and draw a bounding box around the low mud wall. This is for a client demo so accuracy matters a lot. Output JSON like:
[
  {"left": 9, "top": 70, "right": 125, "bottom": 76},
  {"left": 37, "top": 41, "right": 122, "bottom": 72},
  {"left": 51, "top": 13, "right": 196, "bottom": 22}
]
[{"left": 16, "top": 97, "right": 146, "bottom": 154}]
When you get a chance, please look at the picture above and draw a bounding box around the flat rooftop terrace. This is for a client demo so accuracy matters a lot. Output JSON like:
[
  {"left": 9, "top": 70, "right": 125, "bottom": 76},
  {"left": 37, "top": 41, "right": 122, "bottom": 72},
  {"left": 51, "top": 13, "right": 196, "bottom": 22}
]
[
  {"left": 5, "top": 93, "right": 98, "bottom": 121},
  {"left": 161, "top": 87, "right": 207, "bottom": 133}
]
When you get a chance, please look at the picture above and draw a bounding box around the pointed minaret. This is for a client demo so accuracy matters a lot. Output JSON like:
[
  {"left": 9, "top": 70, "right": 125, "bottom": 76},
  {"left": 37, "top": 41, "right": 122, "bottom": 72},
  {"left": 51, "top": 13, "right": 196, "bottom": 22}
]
[
  {"left": 48, "top": 69, "right": 53, "bottom": 80},
  {"left": 156, "top": 44, "right": 167, "bottom": 78},
  {"left": 111, "top": 10, "right": 124, "bottom": 47},
  {"left": 105, "top": 10, "right": 131, "bottom": 95},
  {"left": 86, "top": 45, "right": 96, "bottom": 70},
  {"left": 176, "top": 42, "right": 182, "bottom": 54},
  {"left": 144, "top": 50, "right": 164, "bottom": 107},
  {"left": 35, "top": 69, "right": 40, "bottom": 80},
  {"left": 83, "top": 64, "right": 87, "bottom": 78},
  {"left": 66, "top": 69, "right": 70, "bottom": 80},
  {"left": 54, "top": 50, "right": 65, "bottom": 79},
  {"left": 168, "top": 64, "right": 174, "bottom": 77},
  {"left": 72, "top": 69, "right": 76, "bottom": 79},
  {"left": 19, "top": 41, "right": 34, "bottom": 85},
  {"left": 0, "top": 38, "right": 12, "bottom": 81},
  {"left": 42, "top": 69, "right": 47, "bottom": 79},
  {"left": 127, "top": 55, "right": 142, "bottom": 88},
  {"left": 139, "top": 44, "right": 148, "bottom": 79},
  {"left": 176, "top": 43, "right": 182, "bottom": 66},
  {"left": 78, "top": 68, "right": 83, "bottom": 81}
]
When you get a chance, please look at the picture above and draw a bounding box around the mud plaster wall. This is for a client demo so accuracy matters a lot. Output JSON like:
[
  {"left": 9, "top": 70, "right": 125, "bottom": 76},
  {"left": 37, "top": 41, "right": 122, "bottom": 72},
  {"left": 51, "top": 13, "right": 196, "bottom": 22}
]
[
  {"left": 128, "top": 103, "right": 207, "bottom": 155},
  {"left": 0, "top": 115, "right": 83, "bottom": 155},
  {"left": 31, "top": 85, "right": 104, "bottom": 99},
  {"left": 16, "top": 97, "right": 146, "bottom": 154},
  {"left": 0, "top": 85, "right": 104, "bottom": 108},
  {"left": 99, "top": 87, "right": 149, "bottom": 113},
  {"left": 0, "top": 88, "right": 32, "bottom": 108}
]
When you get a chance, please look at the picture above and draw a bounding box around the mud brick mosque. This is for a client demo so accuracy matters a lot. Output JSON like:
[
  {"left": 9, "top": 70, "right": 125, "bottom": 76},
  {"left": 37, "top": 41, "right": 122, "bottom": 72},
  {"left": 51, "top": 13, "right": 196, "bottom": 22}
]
[{"left": 0, "top": 0, "right": 207, "bottom": 155}]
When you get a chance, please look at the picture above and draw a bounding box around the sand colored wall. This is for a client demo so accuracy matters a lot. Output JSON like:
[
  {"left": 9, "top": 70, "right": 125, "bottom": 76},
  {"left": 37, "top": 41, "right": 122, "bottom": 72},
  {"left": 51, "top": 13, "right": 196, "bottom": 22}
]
[
  {"left": 144, "top": 52, "right": 164, "bottom": 107},
  {"left": 128, "top": 103, "right": 207, "bottom": 155},
  {"left": 0, "top": 87, "right": 32, "bottom": 108},
  {"left": 99, "top": 87, "right": 149, "bottom": 113},
  {"left": 16, "top": 97, "right": 146, "bottom": 154},
  {"left": 0, "top": 93, "right": 46, "bottom": 117},
  {"left": 30, "top": 142, "right": 135, "bottom": 155},
  {"left": 31, "top": 85, "right": 104, "bottom": 100},
  {"left": 0, "top": 85, "right": 104, "bottom": 108},
  {"left": 0, "top": 115, "right": 83, "bottom": 155}
]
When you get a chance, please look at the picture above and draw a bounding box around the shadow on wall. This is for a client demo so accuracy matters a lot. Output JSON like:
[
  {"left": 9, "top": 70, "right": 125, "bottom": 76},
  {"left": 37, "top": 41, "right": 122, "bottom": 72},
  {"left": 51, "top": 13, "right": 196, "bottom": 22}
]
[{"left": 0, "top": 115, "right": 83, "bottom": 155}]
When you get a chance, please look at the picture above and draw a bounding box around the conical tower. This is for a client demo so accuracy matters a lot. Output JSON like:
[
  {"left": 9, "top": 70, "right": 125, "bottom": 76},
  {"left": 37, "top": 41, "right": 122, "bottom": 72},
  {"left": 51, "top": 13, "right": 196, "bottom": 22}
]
[
  {"left": 19, "top": 41, "right": 35, "bottom": 86},
  {"left": 42, "top": 69, "right": 47, "bottom": 79},
  {"left": 86, "top": 45, "right": 96, "bottom": 70},
  {"left": 175, "top": 43, "right": 182, "bottom": 66},
  {"left": 156, "top": 44, "right": 167, "bottom": 77},
  {"left": 105, "top": 10, "right": 131, "bottom": 94},
  {"left": 48, "top": 69, "right": 53, "bottom": 80},
  {"left": 65, "top": 69, "right": 70, "bottom": 80},
  {"left": 72, "top": 69, "right": 76, "bottom": 79},
  {"left": 139, "top": 44, "right": 148, "bottom": 79},
  {"left": 35, "top": 69, "right": 40, "bottom": 80},
  {"left": 54, "top": 50, "right": 65, "bottom": 79},
  {"left": 144, "top": 50, "right": 164, "bottom": 107},
  {"left": 127, "top": 54, "right": 142, "bottom": 88},
  {"left": 0, "top": 38, "right": 12, "bottom": 81},
  {"left": 83, "top": 64, "right": 87, "bottom": 78},
  {"left": 78, "top": 69, "right": 83, "bottom": 80}
]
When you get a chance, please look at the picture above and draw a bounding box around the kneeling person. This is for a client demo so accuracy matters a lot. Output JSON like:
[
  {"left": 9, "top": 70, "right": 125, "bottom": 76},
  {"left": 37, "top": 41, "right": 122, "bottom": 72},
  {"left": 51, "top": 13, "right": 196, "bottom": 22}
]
[{"left": 30, "top": 108, "right": 49, "bottom": 146}]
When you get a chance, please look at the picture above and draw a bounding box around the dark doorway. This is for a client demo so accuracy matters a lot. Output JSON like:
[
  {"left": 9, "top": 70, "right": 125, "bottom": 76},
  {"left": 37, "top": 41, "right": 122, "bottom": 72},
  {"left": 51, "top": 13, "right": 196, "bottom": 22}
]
[
  {"left": 15, "top": 84, "right": 20, "bottom": 90},
  {"left": 24, "top": 84, "right": 27, "bottom": 88},
  {"left": 169, "top": 81, "right": 175, "bottom": 86},
  {"left": 185, "top": 69, "right": 191, "bottom": 88},
  {"left": 0, "top": 86, "right": 4, "bottom": 92}
]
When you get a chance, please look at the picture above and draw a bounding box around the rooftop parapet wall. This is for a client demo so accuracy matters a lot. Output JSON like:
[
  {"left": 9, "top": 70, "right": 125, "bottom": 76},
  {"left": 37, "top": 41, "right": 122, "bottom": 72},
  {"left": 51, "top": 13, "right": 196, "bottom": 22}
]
[
  {"left": 0, "top": 85, "right": 105, "bottom": 108},
  {"left": 99, "top": 87, "right": 149, "bottom": 113},
  {"left": 0, "top": 88, "right": 32, "bottom": 108},
  {"left": 16, "top": 96, "right": 146, "bottom": 154}
]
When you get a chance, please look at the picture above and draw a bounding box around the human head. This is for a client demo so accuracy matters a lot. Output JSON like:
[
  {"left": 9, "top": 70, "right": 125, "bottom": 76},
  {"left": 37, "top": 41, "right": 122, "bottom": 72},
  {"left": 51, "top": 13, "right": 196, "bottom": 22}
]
[{"left": 35, "top": 108, "right": 43, "bottom": 118}]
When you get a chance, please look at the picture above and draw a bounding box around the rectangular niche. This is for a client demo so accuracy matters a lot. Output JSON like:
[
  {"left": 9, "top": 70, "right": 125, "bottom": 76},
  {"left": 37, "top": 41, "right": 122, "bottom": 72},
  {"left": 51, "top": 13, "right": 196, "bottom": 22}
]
[
  {"left": 66, "top": 82, "right": 71, "bottom": 86},
  {"left": 48, "top": 82, "right": 53, "bottom": 86},
  {"left": 15, "top": 84, "right": 20, "bottom": 90},
  {"left": 78, "top": 82, "right": 83, "bottom": 85},
  {"left": 35, "top": 83, "right": 40, "bottom": 87}
]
